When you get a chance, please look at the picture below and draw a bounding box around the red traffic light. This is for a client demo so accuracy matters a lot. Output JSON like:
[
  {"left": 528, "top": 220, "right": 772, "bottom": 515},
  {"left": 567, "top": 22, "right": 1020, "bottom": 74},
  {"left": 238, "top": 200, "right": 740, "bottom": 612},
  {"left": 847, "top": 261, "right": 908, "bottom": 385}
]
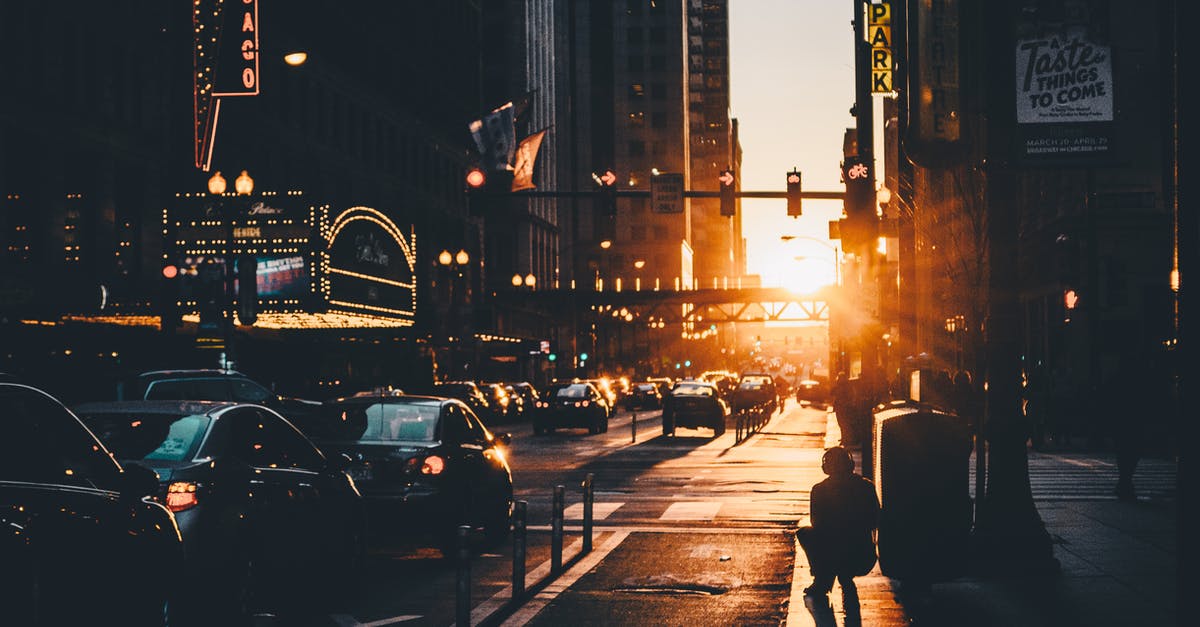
[
  {"left": 162, "top": 265, "right": 179, "bottom": 279},
  {"left": 465, "top": 167, "right": 486, "bottom": 189}
]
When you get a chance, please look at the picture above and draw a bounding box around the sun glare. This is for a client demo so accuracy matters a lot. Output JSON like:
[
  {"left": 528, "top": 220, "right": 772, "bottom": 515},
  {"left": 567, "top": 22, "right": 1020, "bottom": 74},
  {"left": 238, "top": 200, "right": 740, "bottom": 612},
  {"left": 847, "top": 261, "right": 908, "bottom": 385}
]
[{"left": 781, "top": 256, "right": 836, "bottom": 294}]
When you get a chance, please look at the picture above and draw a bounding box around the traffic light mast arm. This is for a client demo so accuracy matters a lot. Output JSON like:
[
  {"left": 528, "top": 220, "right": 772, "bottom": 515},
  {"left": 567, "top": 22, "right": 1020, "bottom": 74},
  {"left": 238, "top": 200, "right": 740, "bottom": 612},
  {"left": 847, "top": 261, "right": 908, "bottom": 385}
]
[{"left": 477, "top": 190, "right": 845, "bottom": 199}]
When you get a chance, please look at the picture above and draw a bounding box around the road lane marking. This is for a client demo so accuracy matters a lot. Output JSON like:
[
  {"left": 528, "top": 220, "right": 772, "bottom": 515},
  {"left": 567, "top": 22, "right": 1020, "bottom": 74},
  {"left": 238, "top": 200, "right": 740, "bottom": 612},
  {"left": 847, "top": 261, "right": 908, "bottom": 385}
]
[
  {"left": 499, "top": 531, "right": 631, "bottom": 627},
  {"left": 563, "top": 501, "right": 624, "bottom": 520},
  {"left": 330, "top": 614, "right": 422, "bottom": 627},
  {"left": 660, "top": 501, "right": 722, "bottom": 520}
]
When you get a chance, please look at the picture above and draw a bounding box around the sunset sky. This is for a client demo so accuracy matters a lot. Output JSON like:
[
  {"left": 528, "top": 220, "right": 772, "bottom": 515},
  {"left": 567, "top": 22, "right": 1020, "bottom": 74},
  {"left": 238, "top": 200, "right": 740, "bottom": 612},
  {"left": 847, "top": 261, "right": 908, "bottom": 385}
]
[{"left": 730, "top": 0, "right": 867, "bottom": 292}]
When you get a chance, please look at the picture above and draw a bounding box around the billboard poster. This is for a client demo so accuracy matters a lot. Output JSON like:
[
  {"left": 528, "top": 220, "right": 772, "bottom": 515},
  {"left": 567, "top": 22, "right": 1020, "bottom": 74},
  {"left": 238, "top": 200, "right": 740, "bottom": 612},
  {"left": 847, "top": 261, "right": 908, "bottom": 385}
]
[
  {"left": 256, "top": 255, "right": 308, "bottom": 299},
  {"left": 1013, "top": 0, "right": 1114, "bottom": 163}
]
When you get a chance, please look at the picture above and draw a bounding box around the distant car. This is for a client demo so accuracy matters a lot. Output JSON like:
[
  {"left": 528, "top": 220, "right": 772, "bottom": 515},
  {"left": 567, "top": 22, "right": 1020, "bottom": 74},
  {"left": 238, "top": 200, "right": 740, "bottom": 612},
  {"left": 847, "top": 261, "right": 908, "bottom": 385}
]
[
  {"left": 502, "top": 384, "right": 527, "bottom": 419},
  {"left": 432, "top": 381, "right": 492, "bottom": 420},
  {"left": 646, "top": 377, "right": 674, "bottom": 397},
  {"left": 72, "top": 400, "right": 366, "bottom": 622},
  {"left": 508, "top": 382, "right": 540, "bottom": 417},
  {"left": 736, "top": 373, "right": 779, "bottom": 413},
  {"left": 1, "top": 382, "right": 182, "bottom": 626},
  {"left": 479, "top": 383, "right": 513, "bottom": 422},
  {"left": 310, "top": 395, "right": 513, "bottom": 553},
  {"left": 627, "top": 382, "right": 664, "bottom": 410},
  {"left": 663, "top": 381, "right": 729, "bottom": 437},
  {"left": 585, "top": 378, "right": 619, "bottom": 411},
  {"left": 534, "top": 382, "right": 610, "bottom": 435},
  {"left": 794, "top": 377, "right": 830, "bottom": 408}
]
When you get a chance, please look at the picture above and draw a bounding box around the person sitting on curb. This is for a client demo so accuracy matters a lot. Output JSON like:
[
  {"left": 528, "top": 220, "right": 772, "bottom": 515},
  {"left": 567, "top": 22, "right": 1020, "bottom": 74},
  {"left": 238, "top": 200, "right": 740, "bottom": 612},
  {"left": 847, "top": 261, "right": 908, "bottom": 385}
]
[{"left": 795, "top": 446, "right": 881, "bottom": 597}]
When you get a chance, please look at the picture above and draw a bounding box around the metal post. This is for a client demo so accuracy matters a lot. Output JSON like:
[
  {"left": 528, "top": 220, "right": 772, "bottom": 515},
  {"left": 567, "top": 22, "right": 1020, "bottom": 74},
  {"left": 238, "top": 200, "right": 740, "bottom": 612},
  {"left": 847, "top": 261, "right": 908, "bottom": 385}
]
[
  {"left": 631, "top": 410, "right": 637, "bottom": 443},
  {"left": 582, "top": 473, "right": 594, "bottom": 553},
  {"left": 551, "top": 485, "right": 564, "bottom": 574},
  {"left": 456, "top": 524, "right": 471, "bottom": 626},
  {"left": 512, "top": 500, "right": 527, "bottom": 601}
]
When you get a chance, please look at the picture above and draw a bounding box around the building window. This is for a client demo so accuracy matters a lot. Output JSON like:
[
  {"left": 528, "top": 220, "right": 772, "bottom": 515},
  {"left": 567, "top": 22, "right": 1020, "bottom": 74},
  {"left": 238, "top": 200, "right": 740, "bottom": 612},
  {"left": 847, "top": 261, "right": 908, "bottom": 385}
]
[
  {"left": 627, "top": 28, "right": 643, "bottom": 44},
  {"left": 649, "top": 27, "right": 665, "bottom": 44},
  {"left": 651, "top": 55, "right": 666, "bottom": 71},
  {"left": 629, "top": 111, "right": 645, "bottom": 127},
  {"left": 626, "top": 0, "right": 642, "bottom": 15},
  {"left": 629, "top": 140, "right": 645, "bottom": 156},
  {"left": 628, "top": 55, "right": 644, "bottom": 72},
  {"left": 651, "top": 83, "right": 665, "bottom": 100},
  {"left": 631, "top": 225, "right": 647, "bottom": 241},
  {"left": 652, "top": 112, "right": 667, "bottom": 128},
  {"left": 653, "top": 226, "right": 669, "bottom": 241},
  {"left": 629, "top": 83, "right": 645, "bottom": 99}
]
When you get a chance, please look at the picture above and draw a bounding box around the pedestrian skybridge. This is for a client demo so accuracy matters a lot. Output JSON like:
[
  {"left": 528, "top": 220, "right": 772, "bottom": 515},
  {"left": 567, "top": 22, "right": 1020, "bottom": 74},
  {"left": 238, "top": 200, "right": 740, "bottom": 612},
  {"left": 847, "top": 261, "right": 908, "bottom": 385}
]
[{"left": 508, "top": 286, "right": 837, "bottom": 324}]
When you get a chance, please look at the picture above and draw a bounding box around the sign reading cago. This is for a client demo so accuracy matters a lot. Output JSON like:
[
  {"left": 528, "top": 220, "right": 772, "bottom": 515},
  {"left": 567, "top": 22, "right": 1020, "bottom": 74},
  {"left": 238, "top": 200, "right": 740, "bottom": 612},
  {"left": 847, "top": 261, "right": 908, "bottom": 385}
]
[{"left": 650, "top": 172, "right": 684, "bottom": 214}]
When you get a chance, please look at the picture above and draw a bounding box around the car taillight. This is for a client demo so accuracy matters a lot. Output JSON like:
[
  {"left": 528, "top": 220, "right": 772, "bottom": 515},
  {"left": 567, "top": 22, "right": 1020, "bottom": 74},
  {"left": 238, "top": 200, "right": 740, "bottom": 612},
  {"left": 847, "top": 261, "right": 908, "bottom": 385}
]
[
  {"left": 165, "top": 482, "right": 199, "bottom": 513},
  {"left": 420, "top": 455, "right": 446, "bottom": 475}
]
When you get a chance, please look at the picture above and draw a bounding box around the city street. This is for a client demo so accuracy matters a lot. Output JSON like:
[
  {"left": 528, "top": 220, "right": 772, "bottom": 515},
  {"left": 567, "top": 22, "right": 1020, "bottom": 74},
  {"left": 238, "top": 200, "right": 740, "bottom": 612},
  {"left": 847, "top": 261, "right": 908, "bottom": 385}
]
[{"left": 282, "top": 402, "right": 1176, "bottom": 627}]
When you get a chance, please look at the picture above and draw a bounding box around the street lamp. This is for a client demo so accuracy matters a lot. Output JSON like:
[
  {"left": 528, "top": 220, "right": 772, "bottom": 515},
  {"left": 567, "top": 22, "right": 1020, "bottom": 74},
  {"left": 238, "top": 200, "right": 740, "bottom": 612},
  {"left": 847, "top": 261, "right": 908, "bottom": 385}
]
[
  {"left": 283, "top": 51, "right": 308, "bottom": 66},
  {"left": 234, "top": 170, "right": 254, "bottom": 195},
  {"left": 207, "top": 171, "right": 227, "bottom": 194}
]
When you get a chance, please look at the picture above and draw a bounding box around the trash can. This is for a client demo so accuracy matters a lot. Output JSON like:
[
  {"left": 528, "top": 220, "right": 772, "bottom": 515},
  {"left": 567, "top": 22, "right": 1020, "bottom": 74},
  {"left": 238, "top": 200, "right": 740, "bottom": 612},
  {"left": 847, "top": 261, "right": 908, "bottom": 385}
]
[{"left": 871, "top": 400, "right": 973, "bottom": 583}]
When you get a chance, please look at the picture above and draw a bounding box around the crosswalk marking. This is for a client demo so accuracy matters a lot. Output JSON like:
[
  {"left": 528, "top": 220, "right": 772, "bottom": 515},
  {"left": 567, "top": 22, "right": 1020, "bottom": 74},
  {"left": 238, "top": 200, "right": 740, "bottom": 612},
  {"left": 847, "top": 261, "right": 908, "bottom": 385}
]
[
  {"left": 562, "top": 501, "right": 624, "bottom": 520},
  {"left": 659, "top": 501, "right": 723, "bottom": 520}
]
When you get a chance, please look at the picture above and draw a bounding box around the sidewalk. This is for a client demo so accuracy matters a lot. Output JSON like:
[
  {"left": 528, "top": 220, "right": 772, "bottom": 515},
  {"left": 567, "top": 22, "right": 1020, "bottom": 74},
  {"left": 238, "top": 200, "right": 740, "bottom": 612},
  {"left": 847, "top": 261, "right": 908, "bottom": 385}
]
[{"left": 785, "top": 410, "right": 1179, "bottom": 627}]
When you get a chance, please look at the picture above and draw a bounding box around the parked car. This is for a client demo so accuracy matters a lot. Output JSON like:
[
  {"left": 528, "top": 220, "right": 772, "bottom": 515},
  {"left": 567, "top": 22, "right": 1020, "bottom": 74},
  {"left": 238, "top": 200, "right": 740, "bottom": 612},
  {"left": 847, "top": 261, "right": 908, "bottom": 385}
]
[
  {"left": 627, "top": 382, "right": 664, "bottom": 410},
  {"left": 662, "top": 381, "right": 729, "bottom": 437},
  {"left": 534, "top": 382, "right": 610, "bottom": 435},
  {"left": 1, "top": 382, "right": 183, "bottom": 626},
  {"left": 309, "top": 395, "right": 513, "bottom": 553},
  {"left": 432, "top": 381, "right": 492, "bottom": 420},
  {"left": 72, "top": 400, "right": 367, "bottom": 622}
]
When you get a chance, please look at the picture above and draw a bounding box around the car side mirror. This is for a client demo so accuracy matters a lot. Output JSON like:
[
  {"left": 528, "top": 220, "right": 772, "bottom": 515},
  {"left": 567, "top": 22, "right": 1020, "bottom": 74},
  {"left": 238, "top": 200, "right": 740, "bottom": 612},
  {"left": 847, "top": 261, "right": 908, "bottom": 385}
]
[{"left": 117, "top": 462, "right": 161, "bottom": 503}]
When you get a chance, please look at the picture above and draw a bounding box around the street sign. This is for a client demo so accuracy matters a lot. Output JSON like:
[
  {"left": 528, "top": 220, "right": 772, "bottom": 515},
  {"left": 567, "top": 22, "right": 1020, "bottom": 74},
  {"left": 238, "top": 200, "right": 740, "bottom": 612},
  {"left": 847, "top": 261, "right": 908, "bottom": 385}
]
[
  {"left": 719, "top": 169, "right": 736, "bottom": 216},
  {"left": 650, "top": 172, "right": 684, "bottom": 214},
  {"left": 869, "top": 1, "right": 894, "bottom": 95}
]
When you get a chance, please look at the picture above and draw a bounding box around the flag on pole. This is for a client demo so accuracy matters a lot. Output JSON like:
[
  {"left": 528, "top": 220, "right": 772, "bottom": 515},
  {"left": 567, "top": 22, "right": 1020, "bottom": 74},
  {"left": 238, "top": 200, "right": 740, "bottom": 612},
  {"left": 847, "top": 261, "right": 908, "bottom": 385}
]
[
  {"left": 511, "top": 128, "right": 548, "bottom": 191},
  {"left": 468, "top": 102, "right": 516, "bottom": 172}
]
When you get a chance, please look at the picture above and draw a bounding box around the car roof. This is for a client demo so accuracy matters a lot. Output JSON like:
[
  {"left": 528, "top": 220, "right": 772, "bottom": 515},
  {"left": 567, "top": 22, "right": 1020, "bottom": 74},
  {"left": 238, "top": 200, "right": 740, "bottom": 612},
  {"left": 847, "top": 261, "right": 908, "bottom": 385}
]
[
  {"left": 329, "top": 394, "right": 447, "bottom": 406},
  {"left": 137, "top": 369, "right": 248, "bottom": 379},
  {"left": 73, "top": 399, "right": 239, "bottom": 416}
]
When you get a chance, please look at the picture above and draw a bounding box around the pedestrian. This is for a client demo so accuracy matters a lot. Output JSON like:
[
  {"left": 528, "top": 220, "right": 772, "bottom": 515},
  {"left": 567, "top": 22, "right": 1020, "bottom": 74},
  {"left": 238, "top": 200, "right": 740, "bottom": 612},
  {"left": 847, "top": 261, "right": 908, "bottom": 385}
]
[
  {"left": 832, "top": 372, "right": 854, "bottom": 445},
  {"left": 795, "top": 446, "right": 880, "bottom": 597},
  {"left": 1107, "top": 344, "right": 1165, "bottom": 501}
]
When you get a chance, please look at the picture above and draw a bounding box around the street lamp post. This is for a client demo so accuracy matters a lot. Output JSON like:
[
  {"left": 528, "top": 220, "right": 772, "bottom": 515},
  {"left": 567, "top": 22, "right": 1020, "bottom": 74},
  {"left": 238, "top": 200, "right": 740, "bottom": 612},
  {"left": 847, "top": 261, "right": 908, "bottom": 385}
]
[
  {"left": 439, "top": 249, "right": 471, "bottom": 379},
  {"left": 207, "top": 170, "right": 253, "bottom": 370}
]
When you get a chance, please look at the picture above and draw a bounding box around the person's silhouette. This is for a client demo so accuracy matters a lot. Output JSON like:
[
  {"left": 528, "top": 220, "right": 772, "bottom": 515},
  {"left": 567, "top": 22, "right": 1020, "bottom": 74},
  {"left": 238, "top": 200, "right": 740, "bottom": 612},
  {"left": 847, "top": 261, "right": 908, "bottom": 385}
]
[{"left": 795, "top": 446, "right": 880, "bottom": 596}]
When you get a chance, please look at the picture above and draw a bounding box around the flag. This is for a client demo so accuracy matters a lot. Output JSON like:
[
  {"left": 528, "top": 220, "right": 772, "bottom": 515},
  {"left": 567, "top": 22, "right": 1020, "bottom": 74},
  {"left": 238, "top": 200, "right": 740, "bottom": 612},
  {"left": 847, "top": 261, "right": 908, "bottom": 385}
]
[
  {"left": 511, "top": 128, "right": 548, "bottom": 192},
  {"left": 468, "top": 102, "right": 516, "bottom": 172}
]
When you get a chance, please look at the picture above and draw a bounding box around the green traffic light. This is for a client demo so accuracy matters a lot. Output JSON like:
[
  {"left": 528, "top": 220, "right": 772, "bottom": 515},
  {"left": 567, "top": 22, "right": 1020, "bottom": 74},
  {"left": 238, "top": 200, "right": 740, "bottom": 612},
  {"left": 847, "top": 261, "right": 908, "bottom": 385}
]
[
  {"left": 580, "top": 353, "right": 589, "bottom": 361},
  {"left": 548, "top": 353, "right": 557, "bottom": 361}
]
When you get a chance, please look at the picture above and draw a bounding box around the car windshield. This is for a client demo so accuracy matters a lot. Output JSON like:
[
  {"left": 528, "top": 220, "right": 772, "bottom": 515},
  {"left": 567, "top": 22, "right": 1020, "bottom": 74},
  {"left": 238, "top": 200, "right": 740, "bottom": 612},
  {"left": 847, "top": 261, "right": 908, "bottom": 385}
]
[
  {"left": 322, "top": 402, "right": 440, "bottom": 442},
  {"left": 557, "top": 384, "right": 592, "bottom": 399},
  {"left": 673, "top": 384, "right": 713, "bottom": 397},
  {"left": 76, "top": 411, "right": 212, "bottom": 462}
]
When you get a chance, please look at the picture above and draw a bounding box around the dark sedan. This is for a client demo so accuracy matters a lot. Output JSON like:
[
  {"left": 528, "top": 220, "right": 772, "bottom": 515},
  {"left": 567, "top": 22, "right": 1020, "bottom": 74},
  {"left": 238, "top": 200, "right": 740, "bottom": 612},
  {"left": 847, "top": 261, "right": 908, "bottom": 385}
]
[
  {"left": 663, "top": 381, "right": 729, "bottom": 437},
  {"left": 432, "top": 381, "right": 493, "bottom": 422},
  {"left": 534, "top": 382, "right": 610, "bottom": 435},
  {"left": 72, "top": 400, "right": 366, "bottom": 623},
  {"left": 627, "top": 382, "right": 664, "bottom": 410},
  {"left": 2, "top": 382, "right": 182, "bottom": 626},
  {"left": 309, "top": 395, "right": 514, "bottom": 554}
]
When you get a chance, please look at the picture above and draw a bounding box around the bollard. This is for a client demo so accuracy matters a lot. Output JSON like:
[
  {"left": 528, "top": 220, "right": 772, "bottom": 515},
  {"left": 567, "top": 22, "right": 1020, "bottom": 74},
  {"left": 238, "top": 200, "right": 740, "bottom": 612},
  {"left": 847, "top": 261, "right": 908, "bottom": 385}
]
[
  {"left": 631, "top": 410, "right": 637, "bottom": 443},
  {"left": 456, "top": 524, "right": 471, "bottom": 626},
  {"left": 582, "top": 473, "right": 594, "bottom": 553},
  {"left": 512, "top": 500, "right": 527, "bottom": 602},
  {"left": 551, "top": 485, "right": 564, "bottom": 574}
]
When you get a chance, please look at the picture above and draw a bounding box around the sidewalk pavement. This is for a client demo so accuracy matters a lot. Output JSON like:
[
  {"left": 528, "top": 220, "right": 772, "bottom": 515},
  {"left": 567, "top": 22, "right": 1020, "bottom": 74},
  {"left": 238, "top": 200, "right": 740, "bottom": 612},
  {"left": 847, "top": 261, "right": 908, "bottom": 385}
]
[{"left": 786, "top": 409, "right": 1179, "bottom": 627}]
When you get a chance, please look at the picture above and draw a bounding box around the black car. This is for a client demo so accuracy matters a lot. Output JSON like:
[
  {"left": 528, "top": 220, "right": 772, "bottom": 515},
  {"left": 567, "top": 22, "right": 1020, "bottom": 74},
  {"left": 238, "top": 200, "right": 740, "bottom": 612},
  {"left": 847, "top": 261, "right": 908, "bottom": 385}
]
[
  {"left": 663, "top": 381, "right": 730, "bottom": 437},
  {"left": 736, "top": 373, "right": 779, "bottom": 413},
  {"left": 479, "top": 382, "right": 513, "bottom": 422},
  {"left": 125, "top": 369, "right": 323, "bottom": 430},
  {"left": 1, "top": 382, "right": 182, "bottom": 626},
  {"left": 509, "top": 382, "right": 541, "bottom": 417},
  {"left": 795, "top": 377, "right": 830, "bottom": 408},
  {"left": 627, "top": 382, "right": 664, "bottom": 410},
  {"left": 534, "top": 382, "right": 610, "bottom": 435},
  {"left": 432, "top": 381, "right": 493, "bottom": 422},
  {"left": 310, "top": 395, "right": 513, "bottom": 553},
  {"left": 72, "top": 400, "right": 366, "bottom": 622}
]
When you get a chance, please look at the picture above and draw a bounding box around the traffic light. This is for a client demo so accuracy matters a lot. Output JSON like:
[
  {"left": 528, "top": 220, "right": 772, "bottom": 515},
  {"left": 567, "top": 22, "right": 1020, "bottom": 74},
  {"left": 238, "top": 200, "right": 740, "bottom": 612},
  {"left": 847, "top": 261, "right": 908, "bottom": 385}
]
[
  {"left": 786, "top": 170, "right": 803, "bottom": 217},
  {"left": 196, "top": 258, "right": 226, "bottom": 330},
  {"left": 237, "top": 255, "right": 258, "bottom": 326},
  {"left": 595, "top": 170, "right": 617, "bottom": 216},
  {"left": 840, "top": 157, "right": 876, "bottom": 250},
  {"left": 719, "top": 168, "right": 736, "bottom": 216},
  {"left": 465, "top": 167, "right": 486, "bottom": 190}
]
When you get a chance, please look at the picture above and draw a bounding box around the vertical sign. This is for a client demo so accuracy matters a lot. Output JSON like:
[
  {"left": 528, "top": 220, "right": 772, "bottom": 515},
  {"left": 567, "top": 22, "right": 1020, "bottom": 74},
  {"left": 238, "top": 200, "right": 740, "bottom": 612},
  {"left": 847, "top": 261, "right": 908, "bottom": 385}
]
[
  {"left": 906, "top": 0, "right": 963, "bottom": 165},
  {"left": 650, "top": 173, "right": 684, "bottom": 214},
  {"left": 214, "top": 0, "right": 260, "bottom": 96},
  {"left": 868, "top": 2, "right": 893, "bottom": 94},
  {"left": 1013, "top": 0, "right": 1114, "bottom": 164}
]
